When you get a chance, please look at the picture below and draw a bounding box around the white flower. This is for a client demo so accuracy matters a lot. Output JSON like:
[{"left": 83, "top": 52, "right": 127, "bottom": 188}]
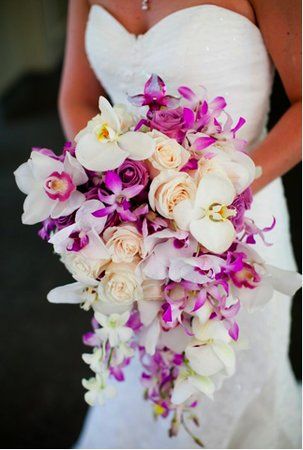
[
  {"left": 114, "top": 342, "right": 135, "bottom": 365},
  {"left": 47, "top": 280, "right": 132, "bottom": 315},
  {"left": 231, "top": 243, "right": 302, "bottom": 312},
  {"left": 173, "top": 173, "right": 236, "bottom": 254},
  {"left": 148, "top": 130, "right": 190, "bottom": 171},
  {"left": 171, "top": 367, "right": 215, "bottom": 405},
  {"left": 185, "top": 319, "right": 235, "bottom": 377},
  {"left": 82, "top": 347, "right": 104, "bottom": 373},
  {"left": 61, "top": 233, "right": 110, "bottom": 284},
  {"left": 148, "top": 170, "right": 196, "bottom": 219},
  {"left": 14, "top": 151, "right": 88, "bottom": 224},
  {"left": 103, "top": 224, "right": 143, "bottom": 263},
  {"left": 75, "top": 96, "right": 155, "bottom": 172},
  {"left": 98, "top": 261, "right": 143, "bottom": 307},
  {"left": 94, "top": 311, "right": 133, "bottom": 347},
  {"left": 82, "top": 371, "right": 116, "bottom": 406},
  {"left": 49, "top": 199, "right": 107, "bottom": 254},
  {"left": 193, "top": 141, "right": 256, "bottom": 194}
]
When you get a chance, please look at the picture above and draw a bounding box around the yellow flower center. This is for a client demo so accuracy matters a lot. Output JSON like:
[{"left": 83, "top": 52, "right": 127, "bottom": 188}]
[
  {"left": 206, "top": 203, "right": 236, "bottom": 222},
  {"left": 96, "top": 124, "right": 110, "bottom": 141}
]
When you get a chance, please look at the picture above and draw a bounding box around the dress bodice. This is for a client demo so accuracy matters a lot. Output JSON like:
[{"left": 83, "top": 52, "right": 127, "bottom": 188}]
[{"left": 85, "top": 4, "right": 273, "bottom": 146}]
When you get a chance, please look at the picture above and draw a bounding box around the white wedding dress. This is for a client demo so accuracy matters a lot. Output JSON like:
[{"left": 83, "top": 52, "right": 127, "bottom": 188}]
[{"left": 75, "top": 5, "right": 301, "bottom": 449}]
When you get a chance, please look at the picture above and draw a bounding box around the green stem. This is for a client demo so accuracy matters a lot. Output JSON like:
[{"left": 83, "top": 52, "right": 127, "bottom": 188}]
[{"left": 181, "top": 413, "right": 204, "bottom": 448}]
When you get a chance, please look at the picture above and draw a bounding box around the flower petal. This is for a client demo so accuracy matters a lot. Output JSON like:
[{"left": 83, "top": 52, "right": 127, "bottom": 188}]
[
  {"left": 190, "top": 217, "right": 235, "bottom": 254},
  {"left": 266, "top": 264, "right": 302, "bottom": 296},
  {"left": 118, "top": 131, "right": 155, "bottom": 160},
  {"left": 173, "top": 199, "right": 195, "bottom": 231},
  {"left": 98, "top": 96, "right": 120, "bottom": 131},
  {"left": 14, "top": 161, "right": 36, "bottom": 194},
  {"left": 22, "top": 188, "right": 54, "bottom": 224},
  {"left": 186, "top": 344, "right": 224, "bottom": 376},
  {"left": 30, "top": 150, "right": 63, "bottom": 180},
  {"left": 47, "top": 282, "right": 85, "bottom": 304},
  {"left": 171, "top": 379, "right": 196, "bottom": 405},
  {"left": 195, "top": 174, "right": 236, "bottom": 209},
  {"left": 76, "top": 134, "right": 128, "bottom": 171},
  {"left": 51, "top": 191, "right": 85, "bottom": 218},
  {"left": 63, "top": 152, "right": 88, "bottom": 186}
]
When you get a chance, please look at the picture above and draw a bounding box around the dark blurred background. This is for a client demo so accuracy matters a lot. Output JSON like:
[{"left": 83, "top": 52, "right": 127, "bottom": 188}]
[{"left": 0, "top": 1, "right": 301, "bottom": 448}]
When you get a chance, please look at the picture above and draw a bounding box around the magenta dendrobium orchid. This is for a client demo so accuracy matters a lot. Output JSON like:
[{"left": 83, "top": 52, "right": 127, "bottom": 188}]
[{"left": 93, "top": 171, "right": 144, "bottom": 222}]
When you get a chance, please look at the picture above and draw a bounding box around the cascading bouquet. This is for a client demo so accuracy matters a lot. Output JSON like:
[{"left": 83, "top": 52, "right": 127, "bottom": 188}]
[{"left": 14, "top": 75, "right": 301, "bottom": 445}]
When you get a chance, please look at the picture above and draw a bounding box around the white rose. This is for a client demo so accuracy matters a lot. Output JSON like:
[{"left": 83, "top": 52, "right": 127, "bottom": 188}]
[
  {"left": 148, "top": 170, "right": 196, "bottom": 219},
  {"left": 148, "top": 131, "right": 189, "bottom": 171},
  {"left": 103, "top": 224, "right": 143, "bottom": 263},
  {"left": 98, "top": 261, "right": 143, "bottom": 306},
  {"left": 61, "top": 253, "right": 109, "bottom": 284}
]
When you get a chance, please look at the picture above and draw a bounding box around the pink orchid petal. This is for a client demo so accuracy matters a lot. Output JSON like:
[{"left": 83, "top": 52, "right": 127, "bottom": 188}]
[
  {"left": 194, "top": 136, "right": 216, "bottom": 150},
  {"left": 105, "top": 171, "right": 122, "bottom": 194}
]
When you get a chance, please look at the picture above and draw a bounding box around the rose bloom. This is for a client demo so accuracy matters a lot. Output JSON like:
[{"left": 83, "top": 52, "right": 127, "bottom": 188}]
[
  {"left": 61, "top": 253, "right": 109, "bottom": 284},
  {"left": 148, "top": 131, "right": 189, "bottom": 172},
  {"left": 150, "top": 107, "right": 192, "bottom": 143},
  {"left": 98, "top": 261, "right": 143, "bottom": 306},
  {"left": 116, "top": 159, "right": 149, "bottom": 189},
  {"left": 148, "top": 170, "right": 196, "bottom": 219},
  {"left": 103, "top": 224, "right": 143, "bottom": 263}
]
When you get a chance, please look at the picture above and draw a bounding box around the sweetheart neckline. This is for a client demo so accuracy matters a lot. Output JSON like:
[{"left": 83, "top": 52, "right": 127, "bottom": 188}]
[{"left": 90, "top": 3, "right": 261, "bottom": 40}]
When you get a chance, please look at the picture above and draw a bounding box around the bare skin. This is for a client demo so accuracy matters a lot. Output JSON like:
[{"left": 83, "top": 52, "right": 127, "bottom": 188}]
[{"left": 59, "top": 0, "right": 301, "bottom": 193}]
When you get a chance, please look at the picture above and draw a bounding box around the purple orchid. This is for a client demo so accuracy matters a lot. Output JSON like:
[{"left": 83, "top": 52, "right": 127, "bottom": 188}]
[
  {"left": 128, "top": 74, "right": 179, "bottom": 118},
  {"left": 93, "top": 171, "right": 144, "bottom": 222}
]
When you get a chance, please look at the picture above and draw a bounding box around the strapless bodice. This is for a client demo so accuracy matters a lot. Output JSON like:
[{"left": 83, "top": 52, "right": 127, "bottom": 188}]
[{"left": 85, "top": 4, "right": 273, "bottom": 146}]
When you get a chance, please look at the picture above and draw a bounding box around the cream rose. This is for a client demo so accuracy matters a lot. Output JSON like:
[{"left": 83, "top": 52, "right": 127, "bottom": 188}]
[
  {"left": 103, "top": 224, "right": 143, "bottom": 263},
  {"left": 148, "top": 170, "right": 196, "bottom": 219},
  {"left": 62, "top": 253, "right": 109, "bottom": 284},
  {"left": 98, "top": 262, "right": 143, "bottom": 306},
  {"left": 148, "top": 131, "right": 189, "bottom": 171}
]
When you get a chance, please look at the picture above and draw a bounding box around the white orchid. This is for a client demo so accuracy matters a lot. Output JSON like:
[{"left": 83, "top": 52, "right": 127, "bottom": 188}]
[
  {"left": 94, "top": 311, "right": 133, "bottom": 347},
  {"left": 75, "top": 96, "right": 155, "bottom": 172},
  {"left": 231, "top": 243, "right": 302, "bottom": 312},
  {"left": 185, "top": 319, "right": 236, "bottom": 377},
  {"left": 82, "top": 370, "right": 116, "bottom": 406},
  {"left": 82, "top": 347, "right": 104, "bottom": 373},
  {"left": 195, "top": 145, "right": 256, "bottom": 194},
  {"left": 49, "top": 199, "right": 107, "bottom": 254},
  {"left": 171, "top": 367, "right": 215, "bottom": 405},
  {"left": 14, "top": 151, "right": 88, "bottom": 224},
  {"left": 173, "top": 173, "right": 237, "bottom": 254},
  {"left": 47, "top": 280, "right": 131, "bottom": 315}
]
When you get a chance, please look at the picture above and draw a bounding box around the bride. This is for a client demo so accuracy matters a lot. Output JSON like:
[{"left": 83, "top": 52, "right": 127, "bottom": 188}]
[{"left": 58, "top": 0, "right": 301, "bottom": 448}]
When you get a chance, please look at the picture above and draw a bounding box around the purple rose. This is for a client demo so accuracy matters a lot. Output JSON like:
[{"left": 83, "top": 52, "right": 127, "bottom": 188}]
[
  {"left": 149, "top": 106, "right": 194, "bottom": 143},
  {"left": 117, "top": 159, "right": 149, "bottom": 189}
]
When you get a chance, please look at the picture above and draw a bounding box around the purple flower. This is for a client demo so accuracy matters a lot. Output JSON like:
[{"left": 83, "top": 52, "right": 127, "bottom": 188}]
[
  {"left": 128, "top": 74, "right": 179, "bottom": 118},
  {"left": 231, "top": 188, "right": 253, "bottom": 232},
  {"left": 93, "top": 171, "right": 144, "bottom": 222},
  {"left": 150, "top": 107, "right": 194, "bottom": 143},
  {"left": 116, "top": 159, "right": 149, "bottom": 189}
]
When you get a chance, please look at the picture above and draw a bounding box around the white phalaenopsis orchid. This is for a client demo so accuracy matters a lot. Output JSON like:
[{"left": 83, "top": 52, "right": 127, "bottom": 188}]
[
  {"left": 94, "top": 311, "right": 133, "bottom": 347},
  {"left": 173, "top": 173, "right": 237, "bottom": 254},
  {"left": 196, "top": 144, "right": 256, "bottom": 194},
  {"left": 75, "top": 96, "right": 155, "bottom": 172},
  {"left": 171, "top": 367, "right": 215, "bottom": 405},
  {"left": 185, "top": 319, "right": 236, "bottom": 377},
  {"left": 82, "top": 370, "right": 116, "bottom": 406},
  {"left": 14, "top": 151, "right": 88, "bottom": 224}
]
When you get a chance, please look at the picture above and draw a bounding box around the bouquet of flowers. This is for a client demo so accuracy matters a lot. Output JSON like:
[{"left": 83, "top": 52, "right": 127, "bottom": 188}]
[{"left": 14, "top": 75, "right": 301, "bottom": 445}]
